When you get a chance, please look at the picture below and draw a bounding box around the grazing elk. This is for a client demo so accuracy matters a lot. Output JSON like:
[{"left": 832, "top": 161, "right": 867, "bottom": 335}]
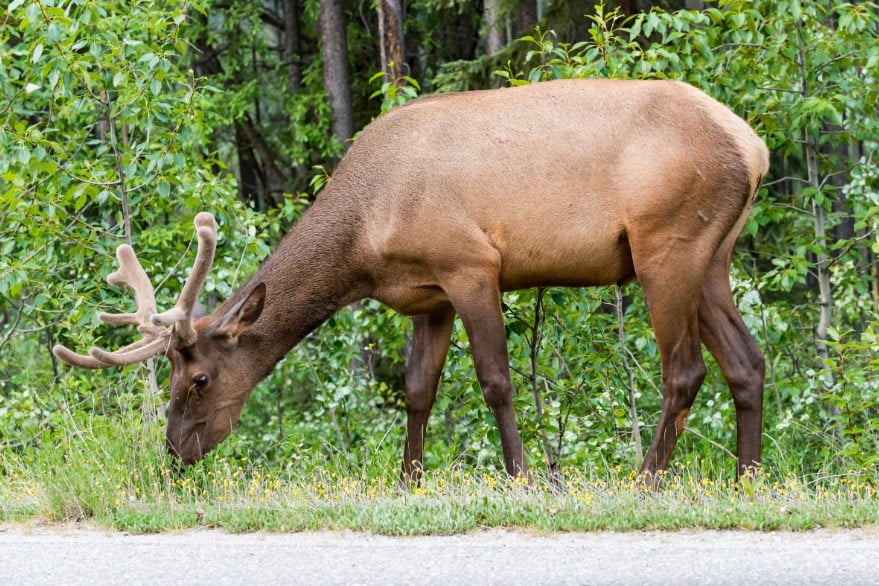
[{"left": 54, "top": 79, "right": 769, "bottom": 479}]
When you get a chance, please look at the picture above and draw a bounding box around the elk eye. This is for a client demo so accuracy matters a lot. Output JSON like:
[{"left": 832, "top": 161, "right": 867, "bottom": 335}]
[{"left": 192, "top": 373, "right": 209, "bottom": 392}]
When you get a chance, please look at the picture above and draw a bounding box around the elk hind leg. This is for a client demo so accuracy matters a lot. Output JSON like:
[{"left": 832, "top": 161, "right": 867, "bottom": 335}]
[
  {"left": 402, "top": 305, "right": 456, "bottom": 484},
  {"left": 698, "top": 256, "right": 765, "bottom": 476},
  {"left": 636, "top": 264, "right": 709, "bottom": 478}
]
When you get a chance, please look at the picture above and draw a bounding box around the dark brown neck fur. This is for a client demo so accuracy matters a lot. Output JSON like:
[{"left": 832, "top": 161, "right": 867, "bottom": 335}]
[{"left": 212, "top": 191, "right": 370, "bottom": 378}]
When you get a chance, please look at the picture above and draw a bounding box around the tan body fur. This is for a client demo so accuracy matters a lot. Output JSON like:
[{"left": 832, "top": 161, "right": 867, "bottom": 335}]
[{"left": 350, "top": 80, "right": 765, "bottom": 305}]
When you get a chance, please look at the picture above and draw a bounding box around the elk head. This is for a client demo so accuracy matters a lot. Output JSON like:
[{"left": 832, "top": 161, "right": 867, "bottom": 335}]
[{"left": 53, "top": 212, "right": 266, "bottom": 463}]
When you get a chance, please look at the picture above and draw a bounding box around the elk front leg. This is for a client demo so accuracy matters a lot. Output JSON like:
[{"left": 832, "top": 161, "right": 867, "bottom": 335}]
[
  {"left": 402, "top": 305, "right": 456, "bottom": 484},
  {"left": 446, "top": 271, "right": 530, "bottom": 480}
]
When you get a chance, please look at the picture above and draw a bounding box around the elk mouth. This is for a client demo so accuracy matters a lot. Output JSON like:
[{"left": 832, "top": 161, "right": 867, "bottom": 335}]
[{"left": 165, "top": 421, "right": 209, "bottom": 465}]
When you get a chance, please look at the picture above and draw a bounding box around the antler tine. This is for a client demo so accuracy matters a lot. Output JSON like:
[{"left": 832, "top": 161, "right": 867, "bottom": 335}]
[
  {"left": 151, "top": 212, "right": 217, "bottom": 346},
  {"left": 98, "top": 245, "right": 164, "bottom": 337},
  {"left": 89, "top": 335, "right": 170, "bottom": 366},
  {"left": 52, "top": 241, "right": 167, "bottom": 369},
  {"left": 53, "top": 332, "right": 170, "bottom": 370},
  {"left": 52, "top": 343, "right": 111, "bottom": 369}
]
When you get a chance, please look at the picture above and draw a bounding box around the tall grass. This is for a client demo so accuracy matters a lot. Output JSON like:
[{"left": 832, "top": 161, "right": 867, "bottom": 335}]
[{"left": 2, "top": 410, "right": 878, "bottom": 534}]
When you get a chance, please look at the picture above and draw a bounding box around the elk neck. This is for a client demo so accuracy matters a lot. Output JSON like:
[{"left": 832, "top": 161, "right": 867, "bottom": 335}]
[{"left": 213, "top": 191, "right": 372, "bottom": 372}]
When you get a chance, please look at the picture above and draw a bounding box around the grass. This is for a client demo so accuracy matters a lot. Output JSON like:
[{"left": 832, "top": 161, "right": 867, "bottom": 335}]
[{"left": 2, "top": 412, "right": 879, "bottom": 534}]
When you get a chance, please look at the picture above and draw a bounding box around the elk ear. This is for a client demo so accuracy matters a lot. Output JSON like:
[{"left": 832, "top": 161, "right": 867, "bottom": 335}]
[{"left": 214, "top": 282, "right": 266, "bottom": 340}]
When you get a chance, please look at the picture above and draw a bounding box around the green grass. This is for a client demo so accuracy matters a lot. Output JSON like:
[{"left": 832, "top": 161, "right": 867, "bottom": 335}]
[{"left": 2, "top": 412, "right": 878, "bottom": 534}]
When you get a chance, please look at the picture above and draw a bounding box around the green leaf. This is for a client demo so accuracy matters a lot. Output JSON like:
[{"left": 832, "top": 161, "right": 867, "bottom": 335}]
[
  {"left": 157, "top": 179, "right": 170, "bottom": 198},
  {"left": 25, "top": 2, "right": 40, "bottom": 22}
]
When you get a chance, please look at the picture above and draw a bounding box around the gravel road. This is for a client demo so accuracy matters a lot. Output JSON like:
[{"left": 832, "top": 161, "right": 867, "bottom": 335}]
[{"left": 2, "top": 525, "right": 878, "bottom": 585}]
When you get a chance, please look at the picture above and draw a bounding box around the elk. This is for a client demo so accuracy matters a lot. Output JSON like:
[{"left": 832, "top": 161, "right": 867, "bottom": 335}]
[{"left": 54, "top": 79, "right": 769, "bottom": 479}]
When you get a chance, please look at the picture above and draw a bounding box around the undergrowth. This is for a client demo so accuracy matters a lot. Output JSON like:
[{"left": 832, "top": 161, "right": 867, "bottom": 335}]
[{"left": 1, "top": 412, "right": 877, "bottom": 534}]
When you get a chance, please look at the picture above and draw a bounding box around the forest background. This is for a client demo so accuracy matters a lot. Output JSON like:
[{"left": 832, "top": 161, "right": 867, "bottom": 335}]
[{"left": 1, "top": 0, "right": 878, "bottom": 503}]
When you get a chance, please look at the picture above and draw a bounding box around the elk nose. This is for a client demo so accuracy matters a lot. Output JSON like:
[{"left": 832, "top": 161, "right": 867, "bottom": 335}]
[
  {"left": 166, "top": 431, "right": 203, "bottom": 466},
  {"left": 164, "top": 437, "right": 189, "bottom": 475}
]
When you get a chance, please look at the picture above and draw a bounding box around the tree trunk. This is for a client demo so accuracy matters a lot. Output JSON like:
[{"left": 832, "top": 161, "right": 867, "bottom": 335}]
[
  {"left": 515, "top": 0, "right": 538, "bottom": 33},
  {"left": 283, "top": 0, "right": 302, "bottom": 92},
  {"left": 235, "top": 124, "right": 264, "bottom": 209},
  {"left": 805, "top": 133, "right": 837, "bottom": 416},
  {"left": 534, "top": 0, "right": 548, "bottom": 21},
  {"left": 617, "top": 0, "right": 636, "bottom": 16},
  {"left": 483, "top": 0, "right": 504, "bottom": 54},
  {"left": 320, "top": 0, "right": 354, "bottom": 151},
  {"left": 377, "top": 0, "right": 405, "bottom": 86},
  {"left": 617, "top": 285, "right": 643, "bottom": 463},
  {"left": 822, "top": 126, "right": 855, "bottom": 245},
  {"left": 527, "top": 289, "right": 559, "bottom": 481}
]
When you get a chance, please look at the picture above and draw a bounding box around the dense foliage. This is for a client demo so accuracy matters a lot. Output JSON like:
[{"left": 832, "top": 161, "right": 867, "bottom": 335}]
[{"left": 1, "top": 0, "right": 877, "bottom": 488}]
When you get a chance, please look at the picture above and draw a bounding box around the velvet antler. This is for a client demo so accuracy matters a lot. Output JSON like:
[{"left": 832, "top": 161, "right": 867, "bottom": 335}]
[{"left": 53, "top": 212, "right": 217, "bottom": 369}]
